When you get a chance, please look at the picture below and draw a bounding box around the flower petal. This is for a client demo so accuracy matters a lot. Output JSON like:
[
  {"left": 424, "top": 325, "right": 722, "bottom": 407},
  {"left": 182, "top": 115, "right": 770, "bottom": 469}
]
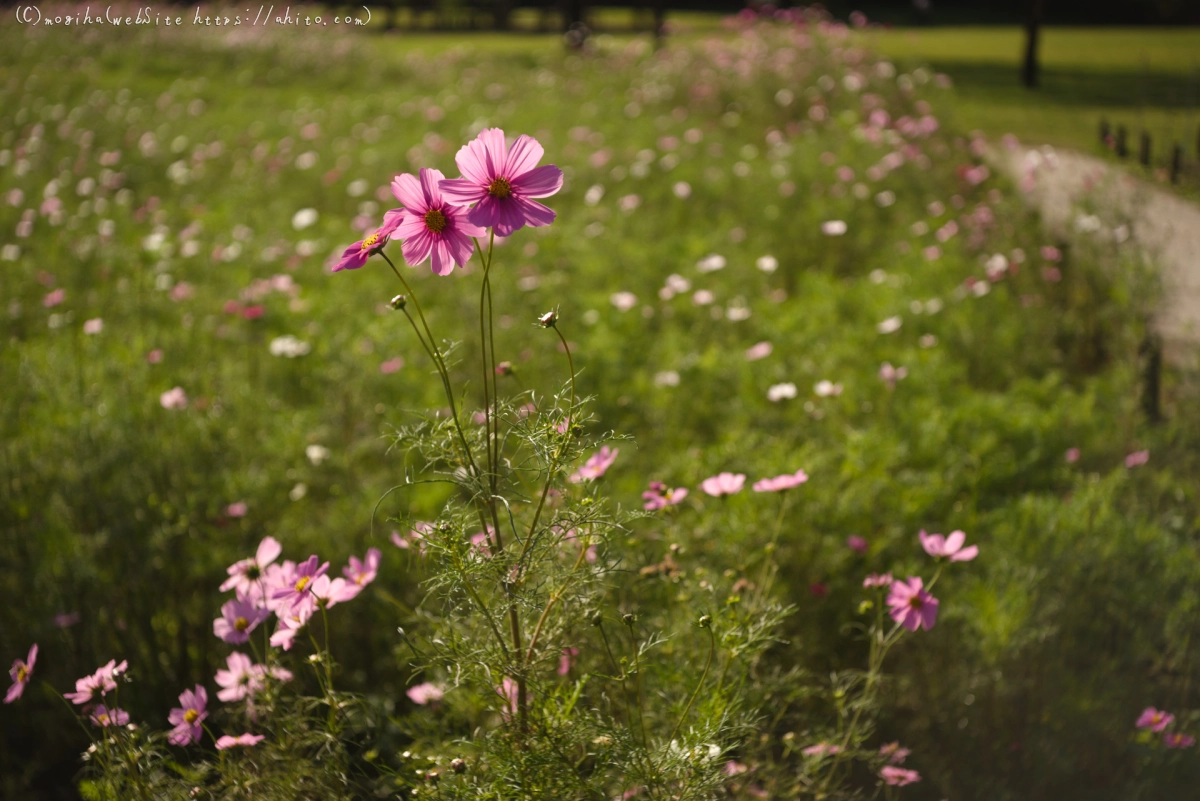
[
  {"left": 401, "top": 230, "right": 434, "bottom": 267},
  {"left": 950, "top": 544, "right": 978, "bottom": 562},
  {"left": 439, "top": 177, "right": 488, "bottom": 207},
  {"left": 504, "top": 134, "right": 545, "bottom": 178},
  {"left": 944, "top": 530, "right": 965, "bottom": 554},
  {"left": 256, "top": 536, "right": 282, "bottom": 567},
  {"left": 512, "top": 163, "right": 563, "bottom": 198},
  {"left": 513, "top": 196, "right": 557, "bottom": 228},
  {"left": 391, "top": 173, "right": 427, "bottom": 212},
  {"left": 418, "top": 167, "right": 445, "bottom": 207}
]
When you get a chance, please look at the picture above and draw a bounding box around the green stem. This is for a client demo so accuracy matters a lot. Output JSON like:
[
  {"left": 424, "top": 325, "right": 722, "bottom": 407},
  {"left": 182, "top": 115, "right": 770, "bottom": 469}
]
[
  {"left": 518, "top": 325, "right": 578, "bottom": 568},
  {"left": 753, "top": 492, "right": 790, "bottom": 606},
  {"left": 668, "top": 625, "right": 716, "bottom": 743},
  {"left": 381, "top": 252, "right": 479, "bottom": 480},
  {"left": 628, "top": 620, "right": 649, "bottom": 748}
]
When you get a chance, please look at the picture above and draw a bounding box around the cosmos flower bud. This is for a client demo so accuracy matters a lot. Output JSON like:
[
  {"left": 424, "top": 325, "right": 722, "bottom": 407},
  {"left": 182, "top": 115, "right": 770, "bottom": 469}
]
[
  {"left": 450, "top": 758, "right": 467, "bottom": 774},
  {"left": 495, "top": 360, "right": 514, "bottom": 376},
  {"left": 588, "top": 610, "right": 604, "bottom": 626},
  {"left": 698, "top": 615, "right": 712, "bottom": 628},
  {"left": 537, "top": 310, "right": 558, "bottom": 328},
  {"left": 391, "top": 294, "right": 407, "bottom": 310},
  {"left": 622, "top": 613, "right": 636, "bottom": 626}
]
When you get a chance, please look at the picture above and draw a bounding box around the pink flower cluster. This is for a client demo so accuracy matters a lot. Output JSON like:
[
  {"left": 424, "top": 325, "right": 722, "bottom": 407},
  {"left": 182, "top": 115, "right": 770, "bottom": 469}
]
[
  {"left": 213, "top": 536, "right": 379, "bottom": 651},
  {"left": 861, "top": 530, "right": 981, "bottom": 633},
  {"left": 1137, "top": 707, "right": 1196, "bottom": 749},
  {"left": 333, "top": 128, "right": 563, "bottom": 275}
]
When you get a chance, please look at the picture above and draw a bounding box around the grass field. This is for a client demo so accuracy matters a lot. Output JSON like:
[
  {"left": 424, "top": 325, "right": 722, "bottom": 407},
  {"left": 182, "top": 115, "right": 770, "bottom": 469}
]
[{"left": 3, "top": 9, "right": 1200, "bottom": 800}]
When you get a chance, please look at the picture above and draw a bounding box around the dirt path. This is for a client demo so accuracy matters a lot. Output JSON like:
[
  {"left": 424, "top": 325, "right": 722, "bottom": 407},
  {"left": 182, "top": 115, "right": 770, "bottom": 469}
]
[{"left": 989, "top": 144, "right": 1200, "bottom": 370}]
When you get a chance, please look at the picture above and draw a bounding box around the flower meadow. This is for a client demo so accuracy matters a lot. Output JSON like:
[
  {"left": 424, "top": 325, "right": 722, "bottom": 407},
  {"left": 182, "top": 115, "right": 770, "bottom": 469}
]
[{"left": 3, "top": 6, "right": 1200, "bottom": 800}]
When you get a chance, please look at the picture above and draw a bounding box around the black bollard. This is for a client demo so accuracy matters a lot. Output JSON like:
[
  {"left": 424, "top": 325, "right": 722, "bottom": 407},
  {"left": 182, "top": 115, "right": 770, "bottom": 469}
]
[
  {"left": 1171, "top": 144, "right": 1183, "bottom": 184},
  {"left": 1139, "top": 132, "right": 1151, "bottom": 167},
  {"left": 1116, "top": 126, "right": 1128, "bottom": 158},
  {"left": 1139, "top": 333, "right": 1163, "bottom": 424}
]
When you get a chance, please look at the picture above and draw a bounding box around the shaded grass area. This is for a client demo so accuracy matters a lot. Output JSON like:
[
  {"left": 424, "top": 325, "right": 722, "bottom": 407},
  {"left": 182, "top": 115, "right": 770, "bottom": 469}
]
[{"left": 867, "top": 27, "right": 1200, "bottom": 191}]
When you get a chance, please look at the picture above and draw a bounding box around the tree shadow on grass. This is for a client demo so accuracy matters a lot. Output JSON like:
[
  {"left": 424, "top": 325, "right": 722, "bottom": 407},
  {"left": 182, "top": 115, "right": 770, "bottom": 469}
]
[{"left": 929, "top": 61, "right": 1200, "bottom": 110}]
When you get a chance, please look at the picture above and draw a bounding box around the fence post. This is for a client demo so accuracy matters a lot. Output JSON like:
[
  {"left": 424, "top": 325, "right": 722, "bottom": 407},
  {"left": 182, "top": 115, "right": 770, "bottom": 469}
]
[
  {"left": 1171, "top": 144, "right": 1183, "bottom": 184},
  {"left": 1099, "top": 118, "right": 1110, "bottom": 145},
  {"left": 1139, "top": 131, "right": 1151, "bottom": 167},
  {"left": 1116, "top": 126, "right": 1128, "bottom": 158},
  {"left": 1140, "top": 332, "right": 1163, "bottom": 424}
]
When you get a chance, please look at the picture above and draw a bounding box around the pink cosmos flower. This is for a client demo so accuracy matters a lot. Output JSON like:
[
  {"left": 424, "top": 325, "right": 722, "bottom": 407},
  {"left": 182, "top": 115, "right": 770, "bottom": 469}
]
[
  {"left": 65, "top": 659, "right": 127, "bottom": 704},
  {"left": 215, "top": 733, "right": 265, "bottom": 750},
  {"left": 723, "top": 761, "right": 749, "bottom": 776},
  {"left": 879, "top": 362, "right": 907, "bottom": 389},
  {"left": 220, "top": 536, "right": 283, "bottom": 597},
  {"left": 392, "top": 522, "right": 433, "bottom": 553},
  {"left": 701, "top": 472, "right": 746, "bottom": 497},
  {"left": 215, "top": 653, "right": 269, "bottom": 702},
  {"left": 847, "top": 535, "right": 868, "bottom": 553},
  {"left": 558, "top": 647, "right": 580, "bottom": 676},
  {"left": 642, "top": 481, "right": 689, "bottom": 511},
  {"left": 1065, "top": 448, "right": 1080, "bottom": 463},
  {"left": 407, "top": 682, "right": 445, "bottom": 706},
  {"left": 1125, "top": 450, "right": 1150, "bottom": 468},
  {"left": 54, "top": 611, "right": 81, "bottom": 628},
  {"left": 752, "top": 469, "right": 809, "bottom": 493},
  {"left": 271, "top": 555, "right": 329, "bottom": 609},
  {"left": 43, "top": 288, "right": 65, "bottom": 307},
  {"left": 380, "top": 357, "right": 403, "bottom": 374},
  {"left": 496, "top": 676, "right": 520, "bottom": 718},
  {"left": 167, "top": 685, "right": 208, "bottom": 746},
  {"left": 888, "top": 577, "right": 939, "bottom": 631},
  {"left": 919, "top": 530, "right": 978, "bottom": 562},
  {"left": 863, "top": 572, "right": 893, "bottom": 589},
  {"left": 1164, "top": 732, "right": 1195, "bottom": 748},
  {"left": 146, "top": 349, "right": 163, "bottom": 364},
  {"left": 879, "top": 742, "right": 911, "bottom": 764},
  {"left": 1137, "top": 707, "right": 1175, "bottom": 732},
  {"left": 213, "top": 598, "right": 271, "bottom": 644},
  {"left": 439, "top": 128, "right": 564, "bottom": 236},
  {"left": 391, "top": 168, "right": 485, "bottom": 275},
  {"left": 310, "top": 574, "right": 358, "bottom": 608},
  {"left": 5, "top": 644, "right": 37, "bottom": 704},
  {"left": 745, "top": 341, "right": 773, "bottom": 361},
  {"left": 82, "top": 318, "right": 103, "bottom": 335},
  {"left": 331, "top": 214, "right": 403, "bottom": 273},
  {"left": 880, "top": 766, "right": 921, "bottom": 786},
  {"left": 270, "top": 602, "right": 314, "bottom": 650},
  {"left": 89, "top": 704, "right": 130, "bottom": 728},
  {"left": 343, "top": 547, "right": 381, "bottom": 589},
  {"left": 160, "top": 387, "right": 188, "bottom": 410},
  {"left": 225, "top": 501, "right": 248, "bottom": 518},
  {"left": 802, "top": 743, "right": 842, "bottom": 757},
  {"left": 569, "top": 446, "right": 619, "bottom": 483}
]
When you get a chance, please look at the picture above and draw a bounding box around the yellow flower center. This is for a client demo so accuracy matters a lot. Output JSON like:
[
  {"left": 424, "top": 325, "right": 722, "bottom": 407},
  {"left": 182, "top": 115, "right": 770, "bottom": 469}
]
[
  {"left": 424, "top": 208, "right": 447, "bottom": 233},
  {"left": 487, "top": 177, "right": 512, "bottom": 199},
  {"left": 184, "top": 709, "right": 199, "bottom": 724},
  {"left": 16, "top": 666, "right": 27, "bottom": 683},
  {"left": 910, "top": 596, "right": 923, "bottom": 609},
  {"left": 294, "top": 576, "right": 310, "bottom": 593},
  {"left": 234, "top": 616, "right": 249, "bottom": 632},
  {"left": 360, "top": 232, "right": 381, "bottom": 251},
  {"left": 98, "top": 713, "right": 110, "bottom": 725}
]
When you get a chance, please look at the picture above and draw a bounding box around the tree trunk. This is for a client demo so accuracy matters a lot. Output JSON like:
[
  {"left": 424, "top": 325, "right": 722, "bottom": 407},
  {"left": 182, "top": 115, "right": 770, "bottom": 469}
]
[{"left": 1021, "top": 0, "right": 1045, "bottom": 88}]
